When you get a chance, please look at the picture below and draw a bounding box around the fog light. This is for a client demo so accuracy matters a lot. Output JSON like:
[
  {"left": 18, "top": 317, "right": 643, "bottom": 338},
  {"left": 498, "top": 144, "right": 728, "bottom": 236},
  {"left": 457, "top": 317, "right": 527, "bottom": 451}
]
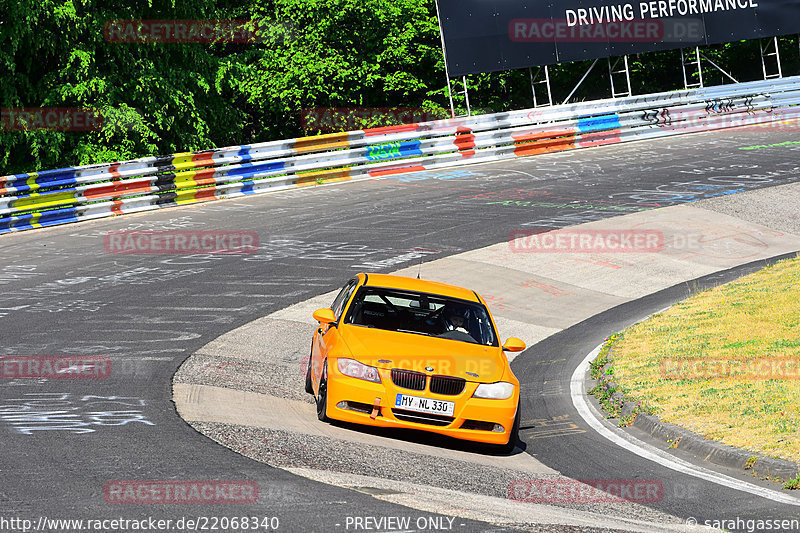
[
  {"left": 492, "top": 424, "right": 505, "bottom": 433},
  {"left": 336, "top": 401, "right": 380, "bottom": 416}
]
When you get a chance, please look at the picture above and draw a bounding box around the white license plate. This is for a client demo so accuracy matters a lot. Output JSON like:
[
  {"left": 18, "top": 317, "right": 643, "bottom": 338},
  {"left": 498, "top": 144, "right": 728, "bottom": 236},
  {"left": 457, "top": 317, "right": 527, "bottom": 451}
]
[{"left": 394, "top": 394, "right": 455, "bottom": 416}]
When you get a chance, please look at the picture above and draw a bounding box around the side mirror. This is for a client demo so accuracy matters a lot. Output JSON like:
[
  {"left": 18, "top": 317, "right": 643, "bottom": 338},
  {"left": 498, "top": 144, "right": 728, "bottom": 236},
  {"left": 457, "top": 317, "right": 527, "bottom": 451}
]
[
  {"left": 312, "top": 308, "right": 337, "bottom": 324},
  {"left": 502, "top": 337, "right": 526, "bottom": 352}
]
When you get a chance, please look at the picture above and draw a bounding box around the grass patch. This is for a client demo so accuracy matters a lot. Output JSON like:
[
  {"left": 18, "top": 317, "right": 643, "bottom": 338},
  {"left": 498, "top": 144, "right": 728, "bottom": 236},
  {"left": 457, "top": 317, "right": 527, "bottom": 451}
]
[
  {"left": 588, "top": 333, "right": 655, "bottom": 425},
  {"left": 605, "top": 255, "right": 800, "bottom": 463}
]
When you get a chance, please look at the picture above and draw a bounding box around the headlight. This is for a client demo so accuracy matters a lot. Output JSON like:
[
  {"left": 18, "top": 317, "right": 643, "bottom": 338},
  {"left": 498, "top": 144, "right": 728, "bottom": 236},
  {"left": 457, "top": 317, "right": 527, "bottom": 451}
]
[
  {"left": 337, "top": 358, "right": 381, "bottom": 383},
  {"left": 473, "top": 381, "right": 515, "bottom": 400}
]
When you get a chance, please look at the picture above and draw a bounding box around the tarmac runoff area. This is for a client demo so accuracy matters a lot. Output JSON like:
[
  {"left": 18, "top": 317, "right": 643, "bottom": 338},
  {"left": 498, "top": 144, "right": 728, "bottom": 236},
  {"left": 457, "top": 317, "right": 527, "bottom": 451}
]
[{"left": 173, "top": 181, "right": 800, "bottom": 532}]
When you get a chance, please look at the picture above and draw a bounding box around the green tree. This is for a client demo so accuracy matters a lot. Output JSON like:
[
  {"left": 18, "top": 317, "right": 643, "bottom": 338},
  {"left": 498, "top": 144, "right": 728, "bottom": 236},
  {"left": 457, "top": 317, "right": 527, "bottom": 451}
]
[
  {"left": 220, "top": 0, "right": 445, "bottom": 139},
  {"left": 0, "top": 0, "right": 247, "bottom": 173}
]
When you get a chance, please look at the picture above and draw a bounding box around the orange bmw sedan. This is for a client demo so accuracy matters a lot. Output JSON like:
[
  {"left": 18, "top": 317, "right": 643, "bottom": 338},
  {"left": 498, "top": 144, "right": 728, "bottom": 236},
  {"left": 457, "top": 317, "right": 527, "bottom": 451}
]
[{"left": 305, "top": 273, "right": 526, "bottom": 452}]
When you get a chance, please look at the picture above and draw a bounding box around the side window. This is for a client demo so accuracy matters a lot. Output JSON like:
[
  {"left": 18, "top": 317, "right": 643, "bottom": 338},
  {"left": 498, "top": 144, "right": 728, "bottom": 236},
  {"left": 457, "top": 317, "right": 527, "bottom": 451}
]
[{"left": 331, "top": 278, "right": 358, "bottom": 319}]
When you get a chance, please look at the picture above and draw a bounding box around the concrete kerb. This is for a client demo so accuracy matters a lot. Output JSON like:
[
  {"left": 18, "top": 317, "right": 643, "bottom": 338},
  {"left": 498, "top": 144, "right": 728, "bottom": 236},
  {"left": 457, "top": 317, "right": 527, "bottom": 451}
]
[
  {"left": 633, "top": 413, "right": 800, "bottom": 482},
  {"left": 172, "top": 181, "right": 800, "bottom": 529}
]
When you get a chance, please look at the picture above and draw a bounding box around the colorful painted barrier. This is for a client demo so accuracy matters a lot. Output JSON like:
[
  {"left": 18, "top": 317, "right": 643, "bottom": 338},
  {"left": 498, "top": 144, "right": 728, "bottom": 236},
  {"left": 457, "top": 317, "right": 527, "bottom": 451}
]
[{"left": 2, "top": 76, "right": 800, "bottom": 234}]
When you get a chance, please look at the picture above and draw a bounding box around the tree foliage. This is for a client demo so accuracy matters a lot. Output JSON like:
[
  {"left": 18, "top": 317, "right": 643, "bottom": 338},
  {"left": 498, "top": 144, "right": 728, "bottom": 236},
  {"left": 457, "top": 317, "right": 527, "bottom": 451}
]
[
  {"left": 1, "top": 0, "right": 795, "bottom": 175},
  {"left": 0, "top": 0, "right": 443, "bottom": 174}
]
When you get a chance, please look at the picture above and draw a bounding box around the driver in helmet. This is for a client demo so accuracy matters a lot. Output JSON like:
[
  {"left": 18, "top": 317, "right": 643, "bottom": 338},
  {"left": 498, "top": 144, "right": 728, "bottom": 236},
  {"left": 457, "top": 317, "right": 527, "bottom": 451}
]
[{"left": 442, "top": 305, "right": 469, "bottom": 333}]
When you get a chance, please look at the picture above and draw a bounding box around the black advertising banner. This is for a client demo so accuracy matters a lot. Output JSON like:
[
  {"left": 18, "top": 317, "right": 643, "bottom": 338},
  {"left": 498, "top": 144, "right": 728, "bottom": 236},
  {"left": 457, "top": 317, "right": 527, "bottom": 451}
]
[{"left": 437, "top": 0, "right": 800, "bottom": 77}]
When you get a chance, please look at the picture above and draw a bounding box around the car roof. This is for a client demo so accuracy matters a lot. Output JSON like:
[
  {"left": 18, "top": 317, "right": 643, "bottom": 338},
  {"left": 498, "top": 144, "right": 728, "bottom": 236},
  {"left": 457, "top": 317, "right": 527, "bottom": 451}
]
[{"left": 361, "top": 273, "right": 480, "bottom": 303}]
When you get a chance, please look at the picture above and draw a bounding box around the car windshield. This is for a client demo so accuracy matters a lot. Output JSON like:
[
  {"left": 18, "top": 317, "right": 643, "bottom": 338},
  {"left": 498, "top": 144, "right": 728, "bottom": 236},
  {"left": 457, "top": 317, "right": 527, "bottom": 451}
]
[{"left": 343, "top": 286, "right": 498, "bottom": 346}]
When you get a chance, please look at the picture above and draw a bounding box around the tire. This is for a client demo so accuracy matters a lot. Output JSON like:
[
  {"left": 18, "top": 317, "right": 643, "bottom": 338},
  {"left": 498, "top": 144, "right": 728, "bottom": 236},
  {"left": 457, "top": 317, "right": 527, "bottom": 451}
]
[
  {"left": 304, "top": 355, "right": 314, "bottom": 395},
  {"left": 315, "top": 361, "right": 329, "bottom": 422},
  {"left": 498, "top": 400, "right": 521, "bottom": 454}
]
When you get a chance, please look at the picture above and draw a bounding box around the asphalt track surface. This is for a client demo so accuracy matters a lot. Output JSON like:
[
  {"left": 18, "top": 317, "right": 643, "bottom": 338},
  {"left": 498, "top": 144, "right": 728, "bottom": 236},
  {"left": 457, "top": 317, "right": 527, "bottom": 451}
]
[
  {"left": 2, "top": 123, "right": 800, "bottom": 532},
  {"left": 517, "top": 256, "right": 800, "bottom": 523}
]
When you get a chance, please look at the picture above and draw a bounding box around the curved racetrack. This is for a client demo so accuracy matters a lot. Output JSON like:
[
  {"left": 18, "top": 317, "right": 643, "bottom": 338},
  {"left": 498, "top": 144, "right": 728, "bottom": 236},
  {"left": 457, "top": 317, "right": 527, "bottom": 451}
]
[{"left": 2, "top": 121, "right": 800, "bottom": 532}]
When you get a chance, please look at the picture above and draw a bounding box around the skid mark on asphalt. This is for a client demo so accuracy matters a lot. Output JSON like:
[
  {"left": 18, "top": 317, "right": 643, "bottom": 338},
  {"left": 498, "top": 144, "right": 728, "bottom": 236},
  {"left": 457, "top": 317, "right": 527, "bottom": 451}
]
[{"left": 519, "top": 414, "right": 587, "bottom": 439}]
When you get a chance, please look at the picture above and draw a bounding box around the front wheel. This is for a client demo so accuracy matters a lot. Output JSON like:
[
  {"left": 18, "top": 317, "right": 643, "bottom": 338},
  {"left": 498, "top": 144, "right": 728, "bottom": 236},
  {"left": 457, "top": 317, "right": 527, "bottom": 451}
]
[
  {"left": 498, "top": 400, "right": 521, "bottom": 454},
  {"left": 315, "top": 361, "right": 329, "bottom": 422},
  {"left": 304, "top": 355, "right": 314, "bottom": 395}
]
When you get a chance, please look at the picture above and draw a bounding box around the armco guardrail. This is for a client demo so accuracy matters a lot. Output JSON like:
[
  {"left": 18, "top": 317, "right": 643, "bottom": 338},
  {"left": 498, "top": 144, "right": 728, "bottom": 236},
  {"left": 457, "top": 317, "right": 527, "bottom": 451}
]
[{"left": 2, "top": 76, "right": 800, "bottom": 234}]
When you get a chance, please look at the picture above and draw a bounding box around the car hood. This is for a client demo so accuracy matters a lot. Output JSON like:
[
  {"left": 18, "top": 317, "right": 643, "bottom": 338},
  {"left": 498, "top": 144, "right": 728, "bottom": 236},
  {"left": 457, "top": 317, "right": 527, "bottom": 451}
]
[{"left": 338, "top": 324, "right": 507, "bottom": 383}]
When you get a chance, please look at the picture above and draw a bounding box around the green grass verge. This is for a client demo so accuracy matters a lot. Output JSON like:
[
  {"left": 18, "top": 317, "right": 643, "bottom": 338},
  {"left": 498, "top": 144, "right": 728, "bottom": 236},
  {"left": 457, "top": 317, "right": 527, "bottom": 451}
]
[{"left": 592, "top": 255, "right": 800, "bottom": 464}]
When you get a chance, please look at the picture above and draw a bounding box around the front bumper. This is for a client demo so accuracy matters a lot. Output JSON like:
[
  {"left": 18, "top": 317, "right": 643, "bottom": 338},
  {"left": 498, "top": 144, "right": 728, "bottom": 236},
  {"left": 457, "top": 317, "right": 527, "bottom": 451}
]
[{"left": 324, "top": 364, "right": 518, "bottom": 445}]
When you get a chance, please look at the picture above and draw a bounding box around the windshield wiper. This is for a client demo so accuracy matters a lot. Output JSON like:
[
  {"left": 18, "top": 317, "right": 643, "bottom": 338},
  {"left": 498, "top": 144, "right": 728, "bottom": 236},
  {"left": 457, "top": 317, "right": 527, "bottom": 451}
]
[{"left": 395, "top": 329, "right": 432, "bottom": 336}]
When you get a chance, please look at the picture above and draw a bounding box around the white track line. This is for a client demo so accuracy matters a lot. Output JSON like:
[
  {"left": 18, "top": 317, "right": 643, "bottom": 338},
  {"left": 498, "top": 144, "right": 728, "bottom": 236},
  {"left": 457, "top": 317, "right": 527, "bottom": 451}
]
[{"left": 571, "top": 343, "right": 800, "bottom": 507}]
